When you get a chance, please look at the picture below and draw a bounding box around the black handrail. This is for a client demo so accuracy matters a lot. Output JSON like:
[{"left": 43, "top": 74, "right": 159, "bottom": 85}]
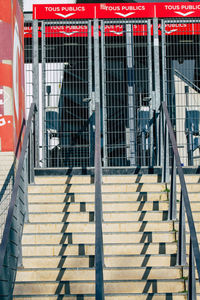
[
  {"left": 0, "top": 103, "right": 37, "bottom": 295},
  {"left": 95, "top": 100, "right": 104, "bottom": 299},
  {"left": 161, "top": 101, "right": 200, "bottom": 297}
]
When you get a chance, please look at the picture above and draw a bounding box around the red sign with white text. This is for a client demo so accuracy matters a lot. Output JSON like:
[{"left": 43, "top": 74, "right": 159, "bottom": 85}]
[
  {"left": 96, "top": 3, "right": 154, "bottom": 19},
  {"left": 24, "top": 23, "right": 200, "bottom": 38},
  {"left": 33, "top": 4, "right": 95, "bottom": 20},
  {"left": 33, "top": 2, "right": 200, "bottom": 20},
  {"left": 156, "top": 3, "right": 200, "bottom": 18}
]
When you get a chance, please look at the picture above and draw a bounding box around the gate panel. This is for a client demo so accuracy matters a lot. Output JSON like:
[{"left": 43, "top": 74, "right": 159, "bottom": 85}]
[
  {"left": 42, "top": 21, "right": 92, "bottom": 167},
  {"left": 162, "top": 19, "right": 200, "bottom": 167},
  {"left": 101, "top": 20, "right": 152, "bottom": 167}
]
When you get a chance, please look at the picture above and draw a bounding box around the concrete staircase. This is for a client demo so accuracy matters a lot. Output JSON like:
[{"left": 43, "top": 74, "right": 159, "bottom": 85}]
[{"left": 13, "top": 174, "right": 200, "bottom": 299}]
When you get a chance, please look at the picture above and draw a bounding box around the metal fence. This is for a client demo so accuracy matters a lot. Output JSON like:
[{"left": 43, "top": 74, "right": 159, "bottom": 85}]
[
  {"left": 101, "top": 19, "right": 152, "bottom": 167},
  {"left": 25, "top": 17, "right": 200, "bottom": 168},
  {"left": 42, "top": 20, "right": 92, "bottom": 168},
  {"left": 162, "top": 18, "right": 200, "bottom": 167}
]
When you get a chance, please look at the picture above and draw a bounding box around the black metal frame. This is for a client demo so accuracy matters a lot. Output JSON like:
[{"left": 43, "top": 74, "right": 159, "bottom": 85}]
[
  {"left": 0, "top": 103, "right": 37, "bottom": 297},
  {"left": 162, "top": 101, "right": 200, "bottom": 299}
]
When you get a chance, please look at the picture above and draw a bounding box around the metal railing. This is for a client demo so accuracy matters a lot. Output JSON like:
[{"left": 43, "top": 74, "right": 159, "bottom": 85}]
[
  {"left": 95, "top": 99, "right": 104, "bottom": 299},
  {"left": 161, "top": 101, "right": 200, "bottom": 298},
  {"left": 0, "top": 103, "right": 37, "bottom": 298}
]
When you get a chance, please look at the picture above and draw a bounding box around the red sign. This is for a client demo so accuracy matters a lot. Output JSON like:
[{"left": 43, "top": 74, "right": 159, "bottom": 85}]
[
  {"left": 96, "top": 3, "right": 154, "bottom": 19},
  {"left": 0, "top": 116, "right": 14, "bottom": 151},
  {"left": 33, "top": 2, "right": 200, "bottom": 20},
  {"left": 24, "top": 23, "right": 200, "bottom": 38},
  {"left": 156, "top": 3, "right": 200, "bottom": 18},
  {"left": 33, "top": 4, "right": 95, "bottom": 20}
]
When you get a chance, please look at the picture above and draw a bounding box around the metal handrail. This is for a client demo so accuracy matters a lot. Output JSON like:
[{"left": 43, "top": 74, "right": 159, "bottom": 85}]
[
  {"left": 95, "top": 100, "right": 104, "bottom": 300},
  {"left": 161, "top": 101, "right": 200, "bottom": 298},
  {"left": 0, "top": 103, "right": 37, "bottom": 295}
]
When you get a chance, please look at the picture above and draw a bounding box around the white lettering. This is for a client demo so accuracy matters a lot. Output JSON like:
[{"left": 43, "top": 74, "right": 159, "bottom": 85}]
[
  {"left": 165, "top": 5, "right": 180, "bottom": 10},
  {"left": 45, "top": 7, "right": 60, "bottom": 12}
]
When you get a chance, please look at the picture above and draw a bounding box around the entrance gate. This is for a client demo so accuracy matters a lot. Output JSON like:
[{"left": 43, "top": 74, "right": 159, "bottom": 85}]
[
  {"left": 41, "top": 19, "right": 153, "bottom": 168},
  {"left": 25, "top": 3, "right": 200, "bottom": 168}
]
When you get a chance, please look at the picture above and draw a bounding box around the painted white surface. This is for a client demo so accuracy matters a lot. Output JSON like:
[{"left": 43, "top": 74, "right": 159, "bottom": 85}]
[{"left": 24, "top": 0, "right": 76, "bottom": 12}]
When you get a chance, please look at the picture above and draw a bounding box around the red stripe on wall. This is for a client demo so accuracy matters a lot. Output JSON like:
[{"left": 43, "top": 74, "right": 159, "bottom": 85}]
[
  {"left": 0, "top": 0, "right": 12, "bottom": 23},
  {"left": 0, "top": 64, "right": 12, "bottom": 88}
]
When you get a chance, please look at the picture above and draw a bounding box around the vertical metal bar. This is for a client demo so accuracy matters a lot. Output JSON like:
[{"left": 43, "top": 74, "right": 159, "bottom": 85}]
[
  {"left": 188, "top": 238, "right": 197, "bottom": 300},
  {"left": 41, "top": 22, "right": 46, "bottom": 167},
  {"left": 94, "top": 19, "right": 104, "bottom": 300},
  {"left": 29, "top": 118, "right": 34, "bottom": 183},
  {"left": 101, "top": 20, "right": 108, "bottom": 167},
  {"left": 169, "top": 153, "right": 177, "bottom": 220},
  {"left": 153, "top": 18, "right": 161, "bottom": 166},
  {"left": 177, "top": 190, "right": 186, "bottom": 266},
  {"left": 147, "top": 19, "right": 153, "bottom": 167},
  {"left": 161, "top": 20, "right": 170, "bottom": 182},
  {"left": 88, "top": 21, "right": 94, "bottom": 167},
  {"left": 126, "top": 23, "right": 136, "bottom": 166},
  {"left": 24, "top": 154, "right": 29, "bottom": 223},
  {"left": 162, "top": 110, "right": 170, "bottom": 183},
  {"left": 32, "top": 20, "right": 39, "bottom": 168}
]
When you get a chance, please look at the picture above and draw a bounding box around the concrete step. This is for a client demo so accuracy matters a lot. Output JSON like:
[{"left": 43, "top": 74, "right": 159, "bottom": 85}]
[
  {"left": 28, "top": 183, "right": 166, "bottom": 194},
  {"left": 28, "top": 201, "right": 169, "bottom": 213},
  {"left": 28, "top": 192, "right": 168, "bottom": 203},
  {"left": 15, "top": 267, "right": 182, "bottom": 282},
  {"left": 175, "top": 221, "right": 200, "bottom": 232},
  {"left": 29, "top": 210, "right": 200, "bottom": 223},
  {"left": 22, "top": 232, "right": 176, "bottom": 245},
  {"left": 22, "top": 242, "right": 177, "bottom": 256},
  {"left": 34, "top": 174, "right": 200, "bottom": 185},
  {"left": 34, "top": 175, "right": 163, "bottom": 185},
  {"left": 22, "top": 254, "right": 177, "bottom": 268},
  {"left": 169, "top": 183, "right": 200, "bottom": 193},
  {"left": 13, "top": 293, "right": 188, "bottom": 300},
  {"left": 23, "top": 221, "right": 173, "bottom": 234},
  {"left": 28, "top": 211, "right": 169, "bottom": 223},
  {"left": 13, "top": 280, "right": 185, "bottom": 295}
]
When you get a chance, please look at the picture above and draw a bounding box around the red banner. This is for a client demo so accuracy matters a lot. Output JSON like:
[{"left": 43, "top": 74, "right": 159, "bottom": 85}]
[
  {"left": 156, "top": 3, "right": 200, "bottom": 18},
  {"left": 96, "top": 3, "right": 154, "bottom": 19},
  {"left": 25, "top": 23, "right": 200, "bottom": 38},
  {"left": 33, "top": 2, "right": 200, "bottom": 20},
  {"left": 0, "top": 0, "right": 25, "bottom": 153},
  {"left": 33, "top": 4, "right": 95, "bottom": 20}
]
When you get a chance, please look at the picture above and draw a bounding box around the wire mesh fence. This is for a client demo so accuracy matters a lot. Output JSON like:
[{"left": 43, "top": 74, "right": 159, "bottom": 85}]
[
  {"left": 42, "top": 21, "right": 91, "bottom": 168},
  {"left": 24, "top": 17, "right": 200, "bottom": 168},
  {"left": 24, "top": 22, "right": 33, "bottom": 118},
  {"left": 162, "top": 18, "right": 200, "bottom": 167},
  {"left": 101, "top": 19, "right": 152, "bottom": 167}
]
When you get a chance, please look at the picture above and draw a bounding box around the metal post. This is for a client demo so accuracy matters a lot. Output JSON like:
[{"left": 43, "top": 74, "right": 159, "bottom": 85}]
[
  {"left": 88, "top": 21, "right": 95, "bottom": 167},
  {"left": 28, "top": 119, "right": 34, "bottom": 184},
  {"left": 169, "top": 153, "right": 177, "bottom": 220},
  {"left": 153, "top": 18, "right": 161, "bottom": 166},
  {"left": 177, "top": 191, "right": 186, "bottom": 266},
  {"left": 185, "top": 85, "right": 193, "bottom": 166},
  {"left": 126, "top": 23, "right": 136, "bottom": 166},
  {"left": 101, "top": 20, "right": 108, "bottom": 167},
  {"left": 94, "top": 19, "right": 104, "bottom": 300},
  {"left": 147, "top": 20, "right": 153, "bottom": 167},
  {"left": 188, "top": 238, "right": 196, "bottom": 300},
  {"left": 161, "top": 20, "right": 170, "bottom": 182},
  {"left": 32, "top": 20, "right": 39, "bottom": 168},
  {"left": 41, "top": 22, "right": 46, "bottom": 167},
  {"left": 24, "top": 154, "right": 29, "bottom": 223}
]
